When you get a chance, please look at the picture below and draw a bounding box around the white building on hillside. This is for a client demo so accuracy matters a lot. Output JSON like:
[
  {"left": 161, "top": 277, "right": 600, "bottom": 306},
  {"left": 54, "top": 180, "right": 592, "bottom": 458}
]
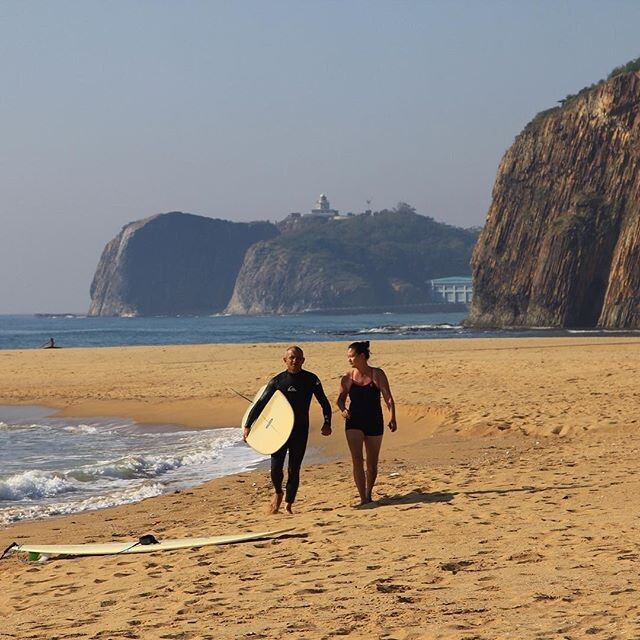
[
  {"left": 430, "top": 277, "right": 473, "bottom": 304},
  {"left": 309, "top": 194, "right": 339, "bottom": 217}
]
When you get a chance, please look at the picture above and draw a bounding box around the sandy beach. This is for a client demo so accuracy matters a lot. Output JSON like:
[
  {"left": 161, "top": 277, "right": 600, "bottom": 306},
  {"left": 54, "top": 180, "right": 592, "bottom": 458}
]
[{"left": 1, "top": 337, "right": 639, "bottom": 639}]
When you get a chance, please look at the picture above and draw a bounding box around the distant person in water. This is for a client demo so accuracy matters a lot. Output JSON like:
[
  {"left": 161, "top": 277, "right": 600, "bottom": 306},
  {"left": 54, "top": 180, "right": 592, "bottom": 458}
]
[
  {"left": 337, "top": 341, "right": 396, "bottom": 506},
  {"left": 43, "top": 337, "right": 57, "bottom": 349},
  {"left": 243, "top": 346, "right": 332, "bottom": 515}
]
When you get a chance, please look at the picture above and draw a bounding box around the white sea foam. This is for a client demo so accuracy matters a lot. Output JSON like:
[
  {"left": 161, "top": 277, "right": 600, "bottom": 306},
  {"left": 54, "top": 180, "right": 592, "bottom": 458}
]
[
  {"left": 359, "top": 323, "right": 464, "bottom": 334},
  {"left": 0, "top": 470, "right": 78, "bottom": 500},
  {"left": 62, "top": 424, "right": 100, "bottom": 434},
  {"left": 64, "top": 432, "right": 241, "bottom": 482},
  {"left": 1, "top": 420, "right": 116, "bottom": 435},
  {"left": 0, "top": 482, "right": 165, "bottom": 525},
  {"left": 0, "top": 410, "right": 259, "bottom": 525}
]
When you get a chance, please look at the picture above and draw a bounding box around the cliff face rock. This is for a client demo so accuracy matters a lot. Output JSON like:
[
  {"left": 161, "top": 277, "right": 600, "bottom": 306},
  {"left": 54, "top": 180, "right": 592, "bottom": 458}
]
[
  {"left": 468, "top": 69, "right": 640, "bottom": 328},
  {"left": 89, "top": 212, "right": 277, "bottom": 316},
  {"left": 225, "top": 210, "right": 478, "bottom": 314},
  {"left": 224, "top": 242, "right": 379, "bottom": 314}
]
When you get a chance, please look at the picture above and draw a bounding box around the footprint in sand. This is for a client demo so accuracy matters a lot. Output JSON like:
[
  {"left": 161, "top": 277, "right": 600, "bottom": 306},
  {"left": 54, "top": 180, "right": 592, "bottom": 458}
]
[
  {"left": 439, "top": 560, "right": 474, "bottom": 574},
  {"left": 507, "top": 550, "right": 544, "bottom": 564},
  {"left": 375, "top": 582, "right": 409, "bottom": 593},
  {"left": 99, "top": 599, "right": 117, "bottom": 607}
]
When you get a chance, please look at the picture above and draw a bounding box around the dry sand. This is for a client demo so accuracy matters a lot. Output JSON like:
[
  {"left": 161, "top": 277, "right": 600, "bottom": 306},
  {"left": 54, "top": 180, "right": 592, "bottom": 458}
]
[{"left": 1, "top": 337, "right": 639, "bottom": 639}]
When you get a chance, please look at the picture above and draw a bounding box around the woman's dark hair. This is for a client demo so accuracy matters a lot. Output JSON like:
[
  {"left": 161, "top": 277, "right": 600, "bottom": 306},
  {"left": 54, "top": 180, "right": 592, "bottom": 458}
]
[{"left": 348, "top": 340, "right": 371, "bottom": 360}]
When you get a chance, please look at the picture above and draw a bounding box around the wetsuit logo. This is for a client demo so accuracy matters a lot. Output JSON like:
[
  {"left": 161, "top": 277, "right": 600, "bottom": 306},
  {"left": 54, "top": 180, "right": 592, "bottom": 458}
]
[{"left": 287, "top": 386, "right": 297, "bottom": 392}]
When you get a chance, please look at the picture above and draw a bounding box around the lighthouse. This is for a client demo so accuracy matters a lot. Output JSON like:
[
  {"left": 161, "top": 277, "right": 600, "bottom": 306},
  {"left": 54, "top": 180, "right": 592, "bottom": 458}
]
[{"left": 309, "top": 194, "right": 339, "bottom": 217}]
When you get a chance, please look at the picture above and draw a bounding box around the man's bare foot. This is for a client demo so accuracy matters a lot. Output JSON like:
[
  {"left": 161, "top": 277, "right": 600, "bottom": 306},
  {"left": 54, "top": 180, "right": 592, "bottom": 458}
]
[
  {"left": 269, "top": 492, "right": 283, "bottom": 515},
  {"left": 285, "top": 503, "right": 293, "bottom": 515}
]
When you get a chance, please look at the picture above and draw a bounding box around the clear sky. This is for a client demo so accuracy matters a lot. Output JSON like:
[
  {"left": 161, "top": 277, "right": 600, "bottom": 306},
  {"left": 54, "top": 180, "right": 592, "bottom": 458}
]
[{"left": 1, "top": 0, "right": 639, "bottom": 313}]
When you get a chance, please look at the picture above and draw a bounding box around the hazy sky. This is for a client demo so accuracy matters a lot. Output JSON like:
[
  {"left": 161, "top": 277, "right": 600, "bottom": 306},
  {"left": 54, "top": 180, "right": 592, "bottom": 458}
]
[{"left": 2, "top": 1, "right": 639, "bottom": 313}]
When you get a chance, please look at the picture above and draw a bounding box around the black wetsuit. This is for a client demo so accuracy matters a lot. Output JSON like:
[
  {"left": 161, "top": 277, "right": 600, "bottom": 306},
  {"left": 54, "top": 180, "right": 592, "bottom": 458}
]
[
  {"left": 245, "top": 370, "right": 332, "bottom": 503},
  {"left": 345, "top": 380, "right": 384, "bottom": 437}
]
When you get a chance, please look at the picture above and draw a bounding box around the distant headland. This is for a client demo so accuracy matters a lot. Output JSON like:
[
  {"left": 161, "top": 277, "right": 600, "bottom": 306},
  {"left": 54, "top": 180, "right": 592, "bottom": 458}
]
[{"left": 88, "top": 200, "right": 479, "bottom": 317}]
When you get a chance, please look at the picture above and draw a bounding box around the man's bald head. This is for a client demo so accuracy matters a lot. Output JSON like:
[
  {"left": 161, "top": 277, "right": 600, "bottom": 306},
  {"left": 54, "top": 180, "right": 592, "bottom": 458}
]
[{"left": 284, "top": 346, "right": 305, "bottom": 373}]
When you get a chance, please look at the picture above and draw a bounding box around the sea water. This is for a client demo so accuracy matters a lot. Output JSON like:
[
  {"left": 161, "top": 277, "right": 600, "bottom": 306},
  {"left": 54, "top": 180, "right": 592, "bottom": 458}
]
[
  {"left": 0, "top": 311, "right": 476, "bottom": 350},
  {"left": 0, "top": 406, "right": 264, "bottom": 525},
  {"left": 3, "top": 311, "right": 638, "bottom": 351},
  {"left": 2, "top": 311, "right": 633, "bottom": 351}
]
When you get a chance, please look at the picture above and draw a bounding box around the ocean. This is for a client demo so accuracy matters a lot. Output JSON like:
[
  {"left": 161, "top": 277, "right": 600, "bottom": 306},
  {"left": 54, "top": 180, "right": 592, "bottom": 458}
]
[
  {"left": 0, "top": 310, "right": 608, "bottom": 351},
  {"left": 0, "top": 405, "right": 266, "bottom": 526},
  {"left": 1, "top": 311, "right": 634, "bottom": 525}
]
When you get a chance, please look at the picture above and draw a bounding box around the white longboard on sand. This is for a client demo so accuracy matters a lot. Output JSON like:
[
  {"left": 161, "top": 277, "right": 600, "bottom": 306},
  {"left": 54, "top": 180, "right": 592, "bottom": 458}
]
[
  {"left": 242, "top": 386, "right": 294, "bottom": 455},
  {"left": 12, "top": 528, "right": 294, "bottom": 557}
]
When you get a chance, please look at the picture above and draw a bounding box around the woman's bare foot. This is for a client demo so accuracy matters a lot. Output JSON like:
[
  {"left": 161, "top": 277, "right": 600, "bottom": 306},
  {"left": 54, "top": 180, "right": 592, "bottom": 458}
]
[
  {"left": 285, "top": 503, "right": 293, "bottom": 514},
  {"left": 269, "top": 492, "right": 283, "bottom": 515}
]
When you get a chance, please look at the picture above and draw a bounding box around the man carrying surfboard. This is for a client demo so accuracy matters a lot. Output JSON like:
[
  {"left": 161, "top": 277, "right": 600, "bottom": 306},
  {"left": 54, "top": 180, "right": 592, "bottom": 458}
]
[{"left": 243, "top": 346, "right": 332, "bottom": 515}]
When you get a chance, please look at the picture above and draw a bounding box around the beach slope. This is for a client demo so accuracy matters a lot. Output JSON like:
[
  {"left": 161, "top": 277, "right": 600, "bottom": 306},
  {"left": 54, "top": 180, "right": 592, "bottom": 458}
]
[{"left": 1, "top": 337, "right": 639, "bottom": 638}]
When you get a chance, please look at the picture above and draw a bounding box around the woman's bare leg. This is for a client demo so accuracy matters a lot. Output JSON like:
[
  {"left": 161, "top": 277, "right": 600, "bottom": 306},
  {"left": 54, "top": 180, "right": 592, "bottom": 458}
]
[
  {"left": 364, "top": 435, "right": 383, "bottom": 502},
  {"left": 346, "top": 429, "right": 367, "bottom": 504}
]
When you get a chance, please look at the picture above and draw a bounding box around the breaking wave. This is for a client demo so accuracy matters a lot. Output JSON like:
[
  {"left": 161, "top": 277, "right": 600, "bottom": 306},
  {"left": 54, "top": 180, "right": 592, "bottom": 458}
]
[
  {"left": 0, "top": 411, "right": 263, "bottom": 524},
  {"left": 0, "top": 483, "right": 165, "bottom": 525}
]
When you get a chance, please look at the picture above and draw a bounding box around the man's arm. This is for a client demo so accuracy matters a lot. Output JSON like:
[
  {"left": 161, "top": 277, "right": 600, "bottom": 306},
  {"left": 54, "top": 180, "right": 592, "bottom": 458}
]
[
  {"left": 243, "top": 378, "right": 278, "bottom": 438},
  {"left": 312, "top": 377, "right": 333, "bottom": 435}
]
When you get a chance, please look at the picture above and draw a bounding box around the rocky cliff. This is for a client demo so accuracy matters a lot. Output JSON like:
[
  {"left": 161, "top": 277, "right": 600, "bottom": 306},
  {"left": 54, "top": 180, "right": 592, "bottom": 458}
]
[
  {"left": 225, "top": 209, "right": 478, "bottom": 314},
  {"left": 468, "top": 65, "right": 640, "bottom": 328},
  {"left": 89, "top": 212, "right": 277, "bottom": 316}
]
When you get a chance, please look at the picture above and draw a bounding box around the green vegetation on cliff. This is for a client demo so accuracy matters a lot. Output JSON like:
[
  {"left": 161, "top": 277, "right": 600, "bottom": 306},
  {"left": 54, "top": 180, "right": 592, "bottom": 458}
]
[
  {"left": 280, "top": 204, "right": 474, "bottom": 281},
  {"left": 225, "top": 205, "right": 478, "bottom": 314},
  {"left": 528, "top": 55, "right": 640, "bottom": 130},
  {"left": 608, "top": 56, "right": 640, "bottom": 79},
  {"left": 90, "top": 207, "right": 479, "bottom": 317}
]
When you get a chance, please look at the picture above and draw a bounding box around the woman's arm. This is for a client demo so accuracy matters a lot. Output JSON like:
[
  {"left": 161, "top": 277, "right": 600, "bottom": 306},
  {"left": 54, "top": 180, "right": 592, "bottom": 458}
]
[
  {"left": 337, "top": 373, "right": 352, "bottom": 419},
  {"left": 375, "top": 368, "right": 397, "bottom": 431}
]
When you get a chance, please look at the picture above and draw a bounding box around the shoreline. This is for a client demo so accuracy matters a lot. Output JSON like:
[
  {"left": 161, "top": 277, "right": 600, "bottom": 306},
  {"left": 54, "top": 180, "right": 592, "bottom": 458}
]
[
  {"left": 1, "top": 337, "right": 639, "bottom": 638},
  {"left": 0, "top": 404, "right": 273, "bottom": 528},
  {"left": 0, "top": 395, "right": 446, "bottom": 528},
  {"left": 1, "top": 336, "right": 637, "bottom": 521}
]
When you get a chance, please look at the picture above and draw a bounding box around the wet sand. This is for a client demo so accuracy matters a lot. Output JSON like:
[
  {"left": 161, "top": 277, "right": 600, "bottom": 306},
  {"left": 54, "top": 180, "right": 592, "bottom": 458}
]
[{"left": 1, "top": 337, "right": 639, "bottom": 639}]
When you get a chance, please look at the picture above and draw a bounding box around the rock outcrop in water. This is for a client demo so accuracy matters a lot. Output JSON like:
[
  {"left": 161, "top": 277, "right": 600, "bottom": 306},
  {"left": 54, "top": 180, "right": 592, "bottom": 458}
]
[
  {"left": 88, "top": 212, "right": 277, "bottom": 316},
  {"left": 225, "top": 209, "right": 478, "bottom": 314},
  {"left": 468, "top": 64, "right": 640, "bottom": 329}
]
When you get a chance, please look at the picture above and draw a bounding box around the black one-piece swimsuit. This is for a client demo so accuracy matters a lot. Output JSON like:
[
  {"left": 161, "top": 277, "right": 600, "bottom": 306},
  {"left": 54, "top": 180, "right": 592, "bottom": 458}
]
[{"left": 345, "top": 381, "right": 384, "bottom": 437}]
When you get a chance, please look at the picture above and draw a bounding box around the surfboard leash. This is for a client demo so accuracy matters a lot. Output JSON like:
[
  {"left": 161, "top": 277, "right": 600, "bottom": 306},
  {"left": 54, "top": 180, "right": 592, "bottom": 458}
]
[
  {"left": 0, "top": 542, "right": 18, "bottom": 560},
  {"left": 116, "top": 534, "right": 161, "bottom": 555},
  {"left": 229, "top": 387, "right": 254, "bottom": 403}
]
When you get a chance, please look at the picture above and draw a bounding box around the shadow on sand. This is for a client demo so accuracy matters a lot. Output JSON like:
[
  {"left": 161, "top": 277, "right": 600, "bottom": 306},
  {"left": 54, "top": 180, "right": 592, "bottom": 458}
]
[
  {"left": 373, "top": 482, "right": 592, "bottom": 509},
  {"left": 376, "top": 490, "right": 455, "bottom": 507}
]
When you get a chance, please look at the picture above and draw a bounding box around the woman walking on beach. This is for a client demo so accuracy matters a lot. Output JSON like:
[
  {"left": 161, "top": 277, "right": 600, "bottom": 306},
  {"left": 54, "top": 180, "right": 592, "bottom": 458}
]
[{"left": 337, "top": 341, "right": 396, "bottom": 506}]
